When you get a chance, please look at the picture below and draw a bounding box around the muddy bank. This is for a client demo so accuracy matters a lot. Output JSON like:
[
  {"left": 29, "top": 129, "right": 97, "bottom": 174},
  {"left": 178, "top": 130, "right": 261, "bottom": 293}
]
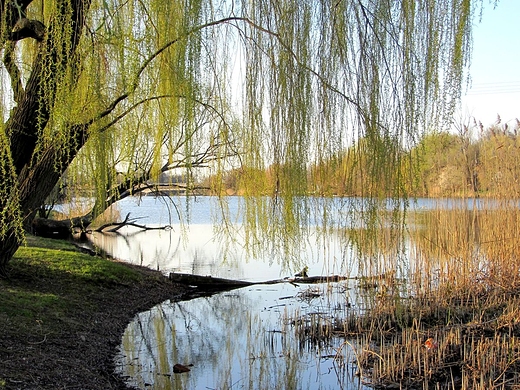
[{"left": 0, "top": 249, "right": 194, "bottom": 390}]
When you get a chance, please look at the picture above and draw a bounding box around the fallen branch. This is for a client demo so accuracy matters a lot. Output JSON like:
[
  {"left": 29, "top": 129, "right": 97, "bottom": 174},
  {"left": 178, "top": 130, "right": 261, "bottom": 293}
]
[
  {"left": 95, "top": 212, "right": 172, "bottom": 232},
  {"left": 32, "top": 214, "right": 93, "bottom": 238},
  {"left": 168, "top": 273, "right": 255, "bottom": 289}
]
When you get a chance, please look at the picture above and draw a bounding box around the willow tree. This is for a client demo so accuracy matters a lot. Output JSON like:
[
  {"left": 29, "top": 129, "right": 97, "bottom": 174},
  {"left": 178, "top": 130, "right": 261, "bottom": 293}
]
[{"left": 0, "top": 0, "right": 479, "bottom": 275}]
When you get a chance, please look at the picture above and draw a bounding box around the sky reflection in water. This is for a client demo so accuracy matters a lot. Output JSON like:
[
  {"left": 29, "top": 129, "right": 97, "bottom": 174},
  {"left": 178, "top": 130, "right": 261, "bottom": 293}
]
[
  {"left": 116, "top": 282, "right": 367, "bottom": 390},
  {"left": 98, "top": 196, "right": 478, "bottom": 389}
]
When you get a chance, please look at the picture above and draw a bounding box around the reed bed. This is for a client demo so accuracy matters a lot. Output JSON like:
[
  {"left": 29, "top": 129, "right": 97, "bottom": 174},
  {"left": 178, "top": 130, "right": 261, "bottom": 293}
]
[{"left": 288, "top": 203, "right": 520, "bottom": 389}]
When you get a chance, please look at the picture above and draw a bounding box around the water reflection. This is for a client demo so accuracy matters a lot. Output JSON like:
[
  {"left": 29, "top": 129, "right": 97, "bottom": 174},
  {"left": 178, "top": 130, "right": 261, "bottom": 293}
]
[
  {"left": 106, "top": 196, "right": 519, "bottom": 389},
  {"left": 91, "top": 196, "right": 486, "bottom": 280},
  {"left": 98, "top": 197, "right": 406, "bottom": 389},
  {"left": 116, "top": 282, "right": 368, "bottom": 390},
  {"left": 90, "top": 224, "right": 361, "bottom": 282}
]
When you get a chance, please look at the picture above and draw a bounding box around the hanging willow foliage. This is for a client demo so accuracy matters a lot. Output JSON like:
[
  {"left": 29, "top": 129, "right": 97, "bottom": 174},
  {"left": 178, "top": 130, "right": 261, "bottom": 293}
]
[{"left": 0, "top": 0, "right": 481, "bottom": 272}]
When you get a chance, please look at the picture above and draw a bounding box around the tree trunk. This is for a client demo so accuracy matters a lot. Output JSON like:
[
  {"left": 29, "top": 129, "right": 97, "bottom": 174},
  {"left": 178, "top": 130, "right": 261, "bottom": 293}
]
[
  {"left": 0, "top": 121, "right": 90, "bottom": 272},
  {"left": 0, "top": 233, "right": 23, "bottom": 278},
  {"left": 31, "top": 216, "right": 92, "bottom": 239},
  {"left": 0, "top": 0, "right": 91, "bottom": 275}
]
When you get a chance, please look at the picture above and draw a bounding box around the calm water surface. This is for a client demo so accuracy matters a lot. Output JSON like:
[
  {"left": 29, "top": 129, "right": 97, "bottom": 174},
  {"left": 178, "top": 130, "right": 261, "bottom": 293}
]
[
  {"left": 86, "top": 196, "right": 492, "bottom": 389},
  {"left": 116, "top": 283, "right": 366, "bottom": 389},
  {"left": 89, "top": 196, "right": 366, "bottom": 280}
]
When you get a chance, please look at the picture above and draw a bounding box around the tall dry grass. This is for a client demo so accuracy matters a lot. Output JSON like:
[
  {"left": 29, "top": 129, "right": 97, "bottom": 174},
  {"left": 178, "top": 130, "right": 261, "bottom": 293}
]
[
  {"left": 361, "top": 203, "right": 520, "bottom": 388},
  {"left": 289, "top": 201, "right": 520, "bottom": 389}
]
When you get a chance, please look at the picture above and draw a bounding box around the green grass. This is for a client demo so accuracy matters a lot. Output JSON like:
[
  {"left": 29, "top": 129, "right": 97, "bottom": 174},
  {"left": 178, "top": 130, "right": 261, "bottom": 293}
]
[
  {"left": 1, "top": 235, "right": 143, "bottom": 326},
  {"left": 23, "top": 234, "right": 79, "bottom": 251},
  {"left": 0, "top": 235, "right": 180, "bottom": 388},
  {"left": 0, "top": 288, "right": 61, "bottom": 318},
  {"left": 14, "top": 236, "right": 141, "bottom": 285}
]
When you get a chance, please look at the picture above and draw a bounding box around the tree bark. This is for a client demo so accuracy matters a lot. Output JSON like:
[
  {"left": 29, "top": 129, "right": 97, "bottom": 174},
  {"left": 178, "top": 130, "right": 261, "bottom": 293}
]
[
  {"left": 168, "top": 272, "right": 351, "bottom": 290},
  {"left": 0, "top": 0, "right": 92, "bottom": 276},
  {"left": 32, "top": 215, "right": 93, "bottom": 239},
  {"left": 0, "top": 233, "right": 23, "bottom": 278}
]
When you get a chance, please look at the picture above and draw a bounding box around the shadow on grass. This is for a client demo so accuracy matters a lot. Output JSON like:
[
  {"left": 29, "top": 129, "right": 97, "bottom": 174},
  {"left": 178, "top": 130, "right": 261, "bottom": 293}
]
[{"left": 0, "top": 235, "right": 185, "bottom": 389}]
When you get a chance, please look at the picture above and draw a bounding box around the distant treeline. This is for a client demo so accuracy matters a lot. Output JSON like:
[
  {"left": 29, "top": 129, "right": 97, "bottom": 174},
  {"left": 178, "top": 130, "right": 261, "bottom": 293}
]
[{"left": 205, "top": 119, "right": 520, "bottom": 198}]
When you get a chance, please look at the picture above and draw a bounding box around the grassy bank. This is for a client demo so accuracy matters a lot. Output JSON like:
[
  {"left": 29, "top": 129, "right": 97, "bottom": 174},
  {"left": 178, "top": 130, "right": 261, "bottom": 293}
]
[{"left": 0, "top": 236, "right": 188, "bottom": 389}]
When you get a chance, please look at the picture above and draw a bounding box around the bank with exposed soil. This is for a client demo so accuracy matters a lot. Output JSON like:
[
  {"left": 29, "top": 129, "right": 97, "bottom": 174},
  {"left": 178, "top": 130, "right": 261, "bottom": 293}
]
[{"left": 0, "top": 236, "right": 191, "bottom": 389}]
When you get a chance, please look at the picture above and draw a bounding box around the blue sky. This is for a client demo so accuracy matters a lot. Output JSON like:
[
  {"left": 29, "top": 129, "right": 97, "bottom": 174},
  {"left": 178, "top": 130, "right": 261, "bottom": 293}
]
[{"left": 461, "top": 0, "right": 520, "bottom": 126}]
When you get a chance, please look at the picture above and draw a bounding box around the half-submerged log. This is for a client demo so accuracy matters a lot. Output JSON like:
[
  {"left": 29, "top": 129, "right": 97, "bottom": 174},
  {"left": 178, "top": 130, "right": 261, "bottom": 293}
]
[
  {"left": 169, "top": 272, "right": 255, "bottom": 289},
  {"left": 298, "top": 275, "right": 351, "bottom": 283},
  {"left": 168, "top": 272, "right": 351, "bottom": 289}
]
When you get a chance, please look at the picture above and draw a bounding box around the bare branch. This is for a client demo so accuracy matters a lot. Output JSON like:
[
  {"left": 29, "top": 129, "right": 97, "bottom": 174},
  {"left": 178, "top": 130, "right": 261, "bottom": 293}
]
[
  {"left": 10, "top": 17, "right": 45, "bottom": 41},
  {"left": 94, "top": 212, "right": 171, "bottom": 232}
]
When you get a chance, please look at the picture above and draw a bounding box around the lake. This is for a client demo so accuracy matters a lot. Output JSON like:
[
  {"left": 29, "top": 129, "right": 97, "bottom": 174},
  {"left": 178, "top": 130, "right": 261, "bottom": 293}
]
[
  {"left": 87, "top": 196, "right": 490, "bottom": 280},
  {"left": 86, "top": 195, "right": 498, "bottom": 389}
]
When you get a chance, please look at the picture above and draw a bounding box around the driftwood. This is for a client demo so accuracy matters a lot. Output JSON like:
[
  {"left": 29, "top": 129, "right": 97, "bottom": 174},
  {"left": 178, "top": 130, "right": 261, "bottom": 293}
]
[
  {"left": 31, "top": 211, "right": 170, "bottom": 238},
  {"left": 168, "top": 272, "right": 350, "bottom": 290},
  {"left": 169, "top": 273, "right": 255, "bottom": 288},
  {"left": 299, "top": 275, "right": 352, "bottom": 283}
]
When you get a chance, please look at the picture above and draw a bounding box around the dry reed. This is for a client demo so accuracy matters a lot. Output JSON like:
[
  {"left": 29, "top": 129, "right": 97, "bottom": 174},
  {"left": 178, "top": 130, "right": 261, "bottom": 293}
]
[{"left": 288, "top": 202, "right": 520, "bottom": 389}]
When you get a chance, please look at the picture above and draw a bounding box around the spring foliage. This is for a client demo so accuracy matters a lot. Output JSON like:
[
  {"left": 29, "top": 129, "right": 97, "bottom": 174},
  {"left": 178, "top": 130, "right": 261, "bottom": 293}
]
[{"left": 0, "top": 0, "right": 481, "bottom": 264}]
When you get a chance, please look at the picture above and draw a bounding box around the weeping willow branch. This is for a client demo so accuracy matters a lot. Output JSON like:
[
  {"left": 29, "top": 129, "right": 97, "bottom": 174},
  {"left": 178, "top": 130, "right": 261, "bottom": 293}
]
[
  {"left": 3, "top": 41, "right": 23, "bottom": 104},
  {"left": 95, "top": 95, "right": 175, "bottom": 131},
  {"left": 93, "top": 93, "right": 233, "bottom": 135},
  {"left": 86, "top": 16, "right": 247, "bottom": 126},
  {"left": 6, "top": 0, "right": 92, "bottom": 174},
  {"left": 0, "top": 0, "right": 479, "bottom": 274},
  {"left": 101, "top": 135, "right": 236, "bottom": 208},
  {"left": 234, "top": 16, "right": 367, "bottom": 118},
  {"left": 356, "top": 0, "right": 400, "bottom": 117}
]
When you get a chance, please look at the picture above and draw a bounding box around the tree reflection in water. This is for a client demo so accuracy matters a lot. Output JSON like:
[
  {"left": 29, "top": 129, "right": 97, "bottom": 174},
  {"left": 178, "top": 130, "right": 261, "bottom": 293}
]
[{"left": 115, "top": 282, "right": 368, "bottom": 390}]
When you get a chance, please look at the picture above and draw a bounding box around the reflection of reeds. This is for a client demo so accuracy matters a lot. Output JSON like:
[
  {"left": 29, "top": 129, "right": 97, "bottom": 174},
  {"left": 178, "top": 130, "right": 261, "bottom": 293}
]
[
  {"left": 412, "top": 203, "right": 520, "bottom": 294},
  {"left": 289, "top": 203, "right": 520, "bottom": 389}
]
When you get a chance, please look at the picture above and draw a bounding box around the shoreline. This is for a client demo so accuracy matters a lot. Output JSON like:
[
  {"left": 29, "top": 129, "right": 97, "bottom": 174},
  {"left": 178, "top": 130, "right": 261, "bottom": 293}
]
[{"left": 0, "top": 238, "right": 192, "bottom": 389}]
